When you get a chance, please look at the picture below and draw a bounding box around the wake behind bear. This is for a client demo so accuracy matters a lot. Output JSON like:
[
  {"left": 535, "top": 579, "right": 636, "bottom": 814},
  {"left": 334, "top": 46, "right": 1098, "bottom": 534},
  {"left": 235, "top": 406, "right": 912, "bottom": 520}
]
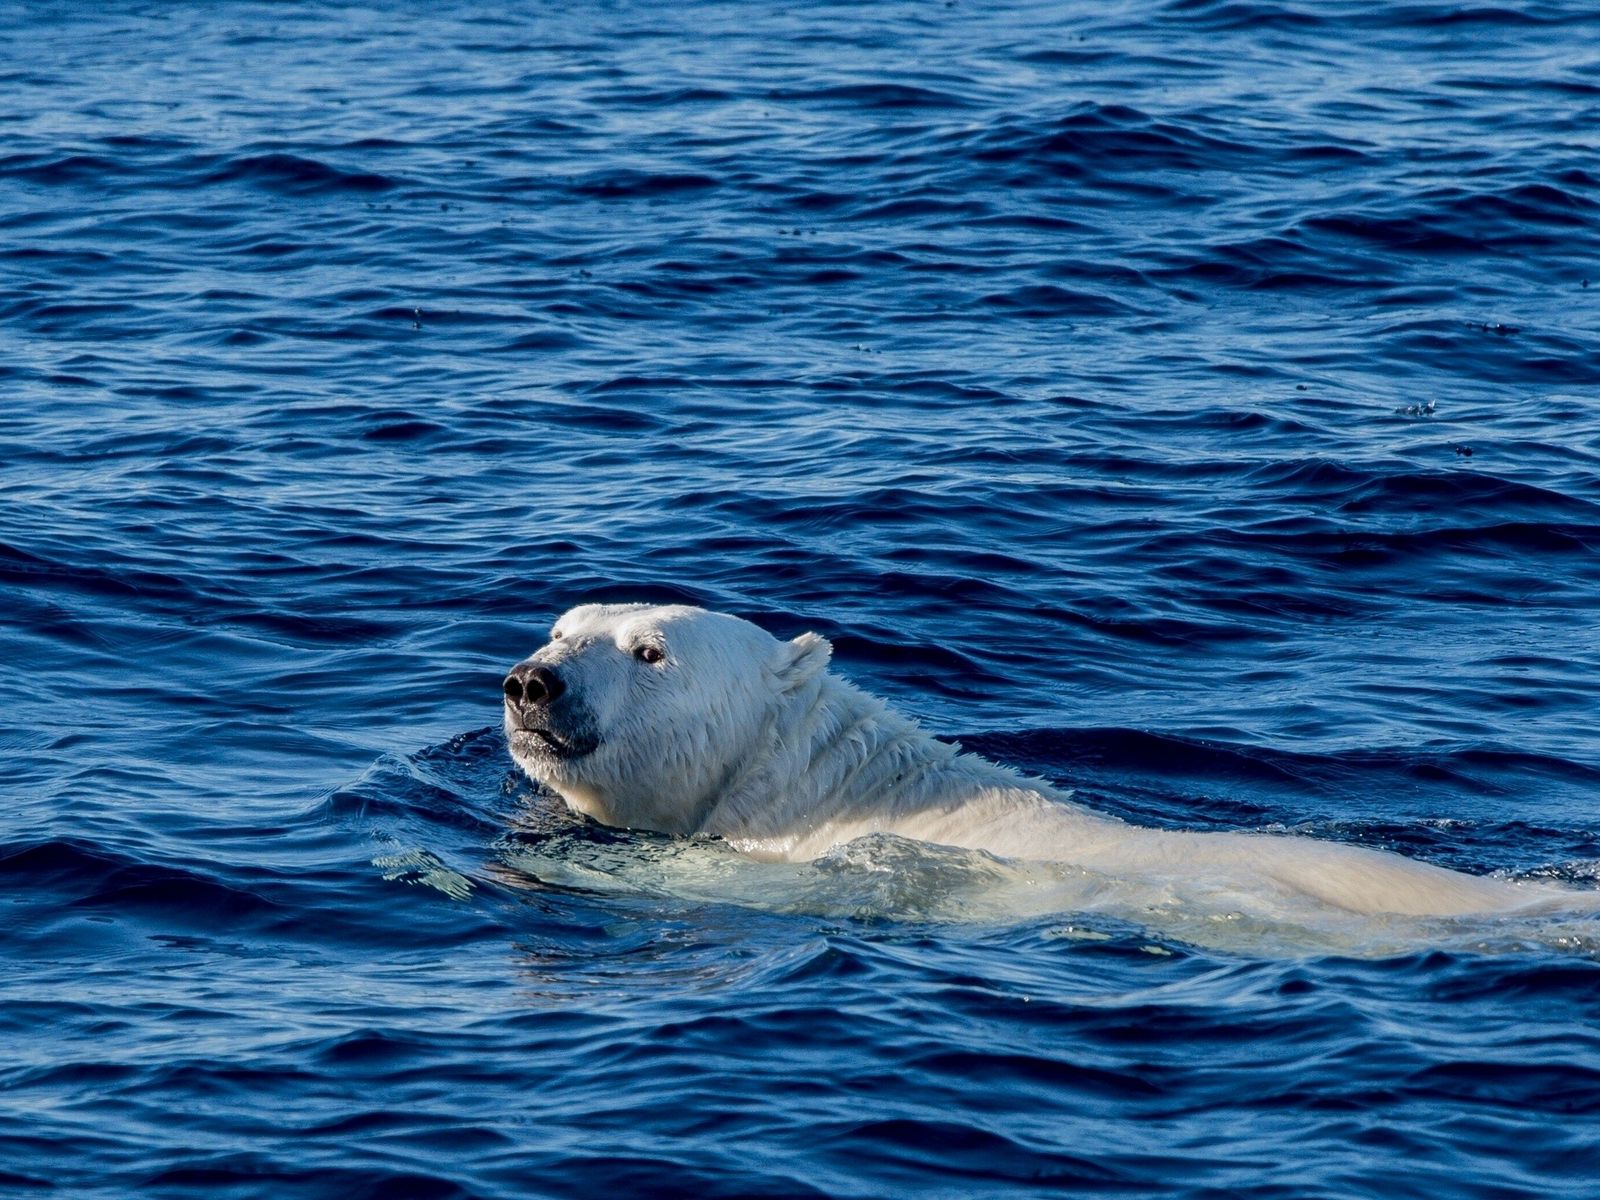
[{"left": 503, "top": 603, "right": 1578, "bottom": 919}]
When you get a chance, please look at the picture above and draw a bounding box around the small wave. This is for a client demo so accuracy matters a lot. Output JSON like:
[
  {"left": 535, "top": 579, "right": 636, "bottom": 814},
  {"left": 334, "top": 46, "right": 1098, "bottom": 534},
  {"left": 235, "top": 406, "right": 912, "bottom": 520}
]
[
  {"left": 326, "top": 728, "right": 510, "bottom": 836},
  {"left": 0, "top": 838, "right": 287, "bottom": 938},
  {"left": 0, "top": 152, "right": 138, "bottom": 184},
  {"left": 764, "top": 82, "right": 973, "bottom": 109},
  {"left": 569, "top": 170, "right": 719, "bottom": 199},
  {"left": 0, "top": 541, "right": 208, "bottom": 609},
  {"left": 203, "top": 153, "right": 400, "bottom": 194},
  {"left": 1243, "top": 461, "right": 1600, "bottom": 522},
  {"left": 958, "top": 102, "right": 1258, "bottom": 178},
  {"left": 1389, "top": 4, "right": 1564, "bottom": 28},
  {"left": 1159, "top": 0, "right": 1325, "bottom": 30},
  {"left": 979, "top": 284, "right": 1133, "bottom": 318},
  {"left": 970, "top": 726, "right": 1600, "bottom": 796},
  {"left": 1301, "top": 177, "right": 1600, "bottom": 265}
]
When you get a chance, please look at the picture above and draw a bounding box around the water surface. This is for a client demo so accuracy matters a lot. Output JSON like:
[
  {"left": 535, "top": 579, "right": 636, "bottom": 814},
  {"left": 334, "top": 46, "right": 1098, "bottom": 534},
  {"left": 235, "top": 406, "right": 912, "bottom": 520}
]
[{"left": 5, "top": 2, "right": 1600, "bottom": 1196}]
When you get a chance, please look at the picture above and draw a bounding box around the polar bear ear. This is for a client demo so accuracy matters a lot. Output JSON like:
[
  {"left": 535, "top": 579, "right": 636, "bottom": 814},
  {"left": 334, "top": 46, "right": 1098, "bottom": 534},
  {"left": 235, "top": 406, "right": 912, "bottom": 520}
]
[{"left": 770, "top": 632, "right": 832, "bottom": 691}]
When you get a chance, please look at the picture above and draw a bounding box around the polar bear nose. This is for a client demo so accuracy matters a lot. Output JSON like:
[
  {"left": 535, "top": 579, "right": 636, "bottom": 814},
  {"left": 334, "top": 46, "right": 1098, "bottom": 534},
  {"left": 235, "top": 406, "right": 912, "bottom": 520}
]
[{"left": 503, "top": 663, "right": 565, "bottom": 707}]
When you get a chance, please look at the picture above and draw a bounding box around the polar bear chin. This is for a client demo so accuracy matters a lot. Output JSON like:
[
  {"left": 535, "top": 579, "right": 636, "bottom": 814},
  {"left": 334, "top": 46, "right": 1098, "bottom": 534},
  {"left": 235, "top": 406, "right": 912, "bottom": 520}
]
[{"left": 503, "top": 603, "right": 1578, "bottom": 920}]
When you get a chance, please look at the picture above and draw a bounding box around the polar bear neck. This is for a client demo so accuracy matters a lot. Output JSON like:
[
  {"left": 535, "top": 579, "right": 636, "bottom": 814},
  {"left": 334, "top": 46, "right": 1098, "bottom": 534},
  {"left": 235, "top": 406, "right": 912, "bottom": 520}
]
[{"left": 696, "top": 668, "right": 1058, "bottom": 854}]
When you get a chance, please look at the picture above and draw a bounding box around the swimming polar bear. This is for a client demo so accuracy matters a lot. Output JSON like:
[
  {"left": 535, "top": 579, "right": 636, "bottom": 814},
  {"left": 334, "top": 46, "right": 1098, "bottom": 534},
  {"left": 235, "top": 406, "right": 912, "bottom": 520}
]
[{"left": 503, "top": 603, "right": 1578, "bottom": 919}]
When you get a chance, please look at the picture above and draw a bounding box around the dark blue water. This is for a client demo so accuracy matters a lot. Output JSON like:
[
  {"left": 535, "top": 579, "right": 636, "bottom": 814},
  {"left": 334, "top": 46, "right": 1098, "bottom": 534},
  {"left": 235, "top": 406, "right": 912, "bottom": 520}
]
[{"left": 6, "top": 1, "right": 1600, "bottom": 1195}]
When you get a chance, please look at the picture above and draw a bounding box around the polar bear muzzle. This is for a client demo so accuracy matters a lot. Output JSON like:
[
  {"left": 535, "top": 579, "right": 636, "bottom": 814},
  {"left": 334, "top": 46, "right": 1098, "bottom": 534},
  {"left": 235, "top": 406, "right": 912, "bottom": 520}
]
[{"left": 503, "top": 660, "right": 599, "bottom": 760}]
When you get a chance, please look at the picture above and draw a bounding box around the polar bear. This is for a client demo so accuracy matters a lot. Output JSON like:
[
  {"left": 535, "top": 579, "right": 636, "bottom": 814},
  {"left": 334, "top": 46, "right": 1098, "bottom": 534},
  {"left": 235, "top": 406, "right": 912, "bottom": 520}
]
[{"left": 503, "top": 603, "right": 1577, "bottom": 918}]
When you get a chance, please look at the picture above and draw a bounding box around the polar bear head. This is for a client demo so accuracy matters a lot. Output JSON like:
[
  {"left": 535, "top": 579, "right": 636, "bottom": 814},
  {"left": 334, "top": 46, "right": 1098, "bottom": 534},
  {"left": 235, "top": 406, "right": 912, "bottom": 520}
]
[{"left": 502, "top": 603, "right": 832, "bottom": 833}]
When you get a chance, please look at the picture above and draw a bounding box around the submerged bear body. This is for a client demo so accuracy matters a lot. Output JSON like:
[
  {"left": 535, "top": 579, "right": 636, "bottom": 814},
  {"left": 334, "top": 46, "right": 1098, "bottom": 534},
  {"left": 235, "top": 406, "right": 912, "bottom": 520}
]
[{"left": 504, "top": 603, "right": 1573, "bottom": 919}]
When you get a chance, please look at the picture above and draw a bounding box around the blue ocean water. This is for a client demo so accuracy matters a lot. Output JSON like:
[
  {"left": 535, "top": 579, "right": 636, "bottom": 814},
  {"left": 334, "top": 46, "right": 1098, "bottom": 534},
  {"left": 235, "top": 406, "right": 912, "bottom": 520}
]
[{"left": 5, "top": 0, "right": 1600, "bottom": 1195}]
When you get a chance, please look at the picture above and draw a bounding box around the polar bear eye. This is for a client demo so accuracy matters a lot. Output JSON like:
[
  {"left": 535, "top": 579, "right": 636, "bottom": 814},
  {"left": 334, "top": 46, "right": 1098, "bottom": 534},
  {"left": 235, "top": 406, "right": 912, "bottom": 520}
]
[
  {"left": 635, "top": 645, "right": 664, "bottom": 665},
  {"left": 550, "top": 630, "right": 563, "bottom": 641}
]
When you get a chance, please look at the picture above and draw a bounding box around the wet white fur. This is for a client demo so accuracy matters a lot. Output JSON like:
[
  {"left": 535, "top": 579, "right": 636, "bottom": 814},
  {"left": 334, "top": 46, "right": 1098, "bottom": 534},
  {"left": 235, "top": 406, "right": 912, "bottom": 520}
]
[{"left": 507, "top": 603, "right": 1573, "bottom": 918}]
